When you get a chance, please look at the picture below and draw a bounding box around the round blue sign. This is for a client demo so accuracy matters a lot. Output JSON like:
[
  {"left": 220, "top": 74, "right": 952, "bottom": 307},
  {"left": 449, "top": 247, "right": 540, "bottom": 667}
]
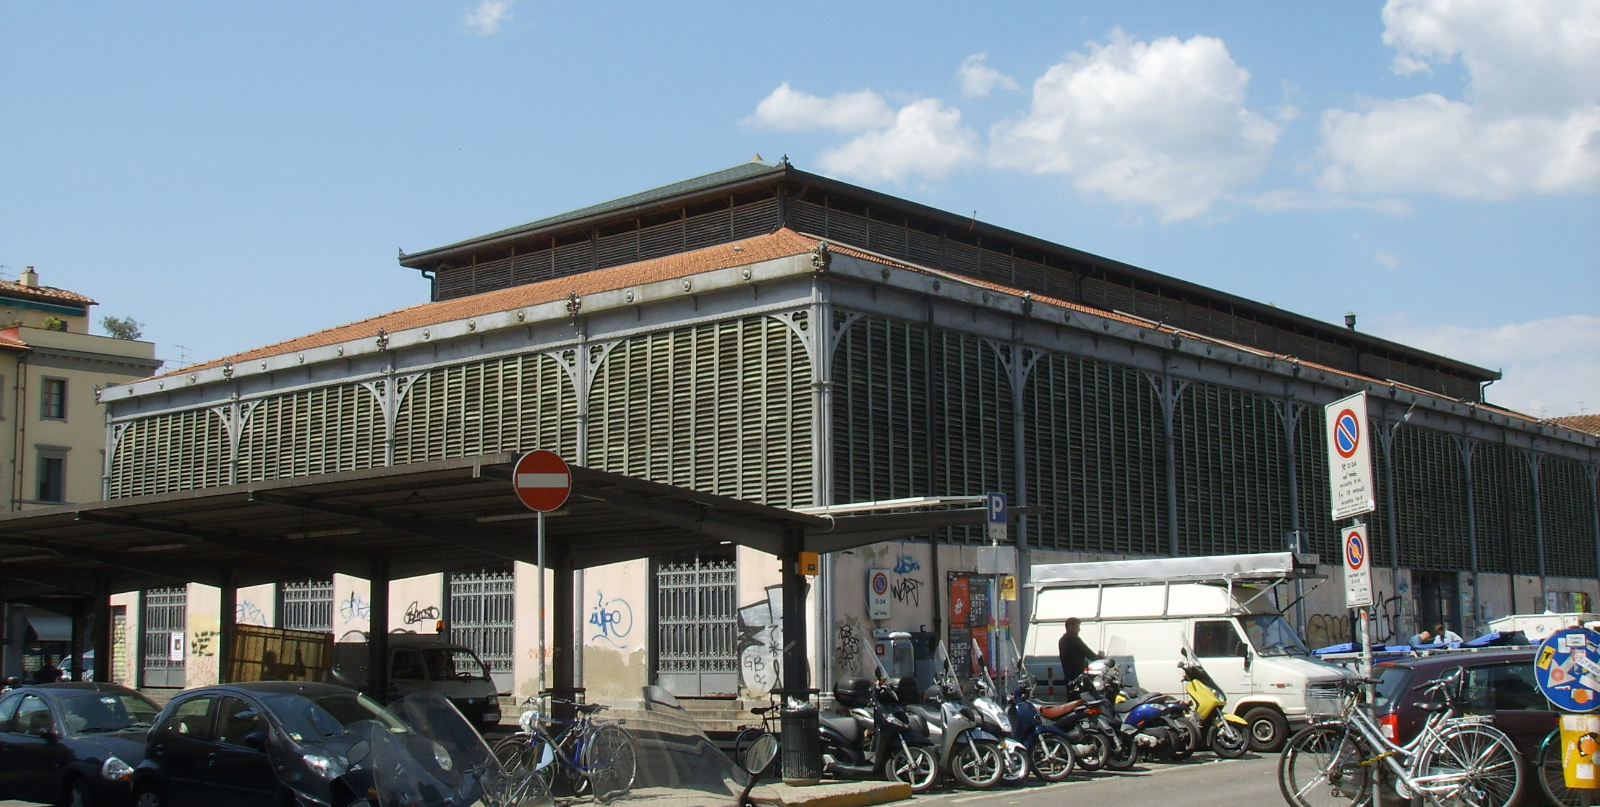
[
  {"left": 1334, "top": 410, "right": 1361, "bottom": 458},
  {"left": 1534, "top": 627, "right": 1600, "bottom": 713},
  {"left": 1345, "top": 533, "right": 1365, "bottom": 569}
]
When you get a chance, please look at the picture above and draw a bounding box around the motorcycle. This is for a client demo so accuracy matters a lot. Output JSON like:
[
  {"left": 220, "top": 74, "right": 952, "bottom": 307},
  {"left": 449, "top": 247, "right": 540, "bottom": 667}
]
[
  {"left": 818, "top": 674, "right": 940, "bottom": 792},
  {"left": 1066, "top": 664, "right": 1141, "bottom": 771},
  {"left": 1000, "top": 669, "right": 1080, "bottom": 782},
  {"left": 1179, "top": 649, "right": 1248, "bottom": 758},
  {"left": 1097, "top": 658, "right": 1198, "bottom": 761},
  {"left": 906, "top": 648, "right": 1006, "bottom": 789},
  {"left": 970, "top": 663, "right": 1030, "bottom": 785}
]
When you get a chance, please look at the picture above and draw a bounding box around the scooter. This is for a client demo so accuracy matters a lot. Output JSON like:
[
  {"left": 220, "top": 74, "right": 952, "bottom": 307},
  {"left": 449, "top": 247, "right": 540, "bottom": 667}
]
[
  {"left": 971, "top": 663, "right": 1030, "bottom": 785},
  {"left": 1101, "top": 659, "right": 1197, "bottom": 761},
  {"left": 906, "top": 647, "right": 1006, "bottom": 789},
  {"left": 1002, "top": 669, "right": 1079, "bottom": 782},
  {"left": 1072, "top": 663, "right": 1141, "bottom": 770},
  {"left": 1179, "top": 649, "right": 1248, "bottom": 758},
  {"left": 818, "top": 673, "right": 940, "bottom": 792}
]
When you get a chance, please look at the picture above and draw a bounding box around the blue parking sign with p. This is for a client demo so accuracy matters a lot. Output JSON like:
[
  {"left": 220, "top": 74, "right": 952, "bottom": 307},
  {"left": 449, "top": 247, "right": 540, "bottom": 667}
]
[{"left": 987, "top": 492, "right": 1007, "bottom": 523}]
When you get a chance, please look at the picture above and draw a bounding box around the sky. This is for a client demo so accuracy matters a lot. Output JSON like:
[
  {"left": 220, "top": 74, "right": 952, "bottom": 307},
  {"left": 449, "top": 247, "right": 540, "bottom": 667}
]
[{"left": 1, "top": 1, "right": 1596, "bottom": 417}]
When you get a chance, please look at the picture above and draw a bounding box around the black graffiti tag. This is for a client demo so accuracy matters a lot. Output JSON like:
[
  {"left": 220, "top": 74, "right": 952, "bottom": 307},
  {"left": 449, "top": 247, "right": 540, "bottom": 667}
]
[{"left": 890, "top": 577, "right": 923, "bottom": 606}]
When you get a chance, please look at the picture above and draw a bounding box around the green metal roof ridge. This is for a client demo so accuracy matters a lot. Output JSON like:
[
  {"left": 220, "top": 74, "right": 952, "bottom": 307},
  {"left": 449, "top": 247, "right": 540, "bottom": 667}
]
[{"left": 405, "top": 160, "right": 785, "bottom": 262}]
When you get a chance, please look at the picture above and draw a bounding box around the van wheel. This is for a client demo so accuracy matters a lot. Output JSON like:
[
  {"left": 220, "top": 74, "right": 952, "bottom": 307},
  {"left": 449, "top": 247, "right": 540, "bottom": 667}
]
[{"left": 1242, "top": 707, "right": 1288, "bottom": 752}]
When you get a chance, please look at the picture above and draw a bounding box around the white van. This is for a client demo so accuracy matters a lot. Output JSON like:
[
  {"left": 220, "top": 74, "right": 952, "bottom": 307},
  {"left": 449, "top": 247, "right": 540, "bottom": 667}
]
[
  {"left": 1024, "top": 552, "right": 1353, "bottom": 752},
  {"left": 330, "top": 634, "right": 502, "bottom": 730}
]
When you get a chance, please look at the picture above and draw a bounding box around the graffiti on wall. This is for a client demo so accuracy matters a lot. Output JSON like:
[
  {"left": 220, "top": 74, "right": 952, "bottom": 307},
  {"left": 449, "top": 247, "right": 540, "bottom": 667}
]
[
  {"left": 236, "top": 600, "right": 268, "bottom": 626},
  {"left": 403, "top": 602, "right": 440, "bottom": 626},
  {"left": 890, "top": 576, "right": 924, "bottom": 606},
  {"left": 894, "top": 554, "right": 921, "bottom": 575},
  {"left": 339, "top": 592, "right": 370, "bottom": 622},
  {"left": 587, "top": 591, "right": 635, "bottom": 649},
  {"left": 834, "top": 616, "right": 864, "bottom": 681},
  {"left": 737, "top": 586, "right": 783, "bottom": 693},
  {"left": 1306, "top": 591, "right": 1406, "bottom": 649}
]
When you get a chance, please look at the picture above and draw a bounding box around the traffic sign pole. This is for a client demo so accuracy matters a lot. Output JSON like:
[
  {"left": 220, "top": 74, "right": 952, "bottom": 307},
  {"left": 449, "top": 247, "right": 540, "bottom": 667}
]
[
  {"left": 538, "top": 509, "right": 546, "bottom": 698},
  {"left": 511, "top": 450, "right": 573, "bottom": 702}
]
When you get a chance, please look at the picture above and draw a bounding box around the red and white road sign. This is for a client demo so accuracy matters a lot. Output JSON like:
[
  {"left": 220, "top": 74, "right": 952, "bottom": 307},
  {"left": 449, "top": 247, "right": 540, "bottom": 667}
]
[{"left": 513, "top": 450, "right": 572, "bottom": 512}]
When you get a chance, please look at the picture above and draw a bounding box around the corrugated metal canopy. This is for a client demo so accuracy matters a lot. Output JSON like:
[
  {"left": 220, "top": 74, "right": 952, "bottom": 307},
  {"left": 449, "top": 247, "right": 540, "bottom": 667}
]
[{"left": 0, "top": 453, "right": 995, "bottom": 597}]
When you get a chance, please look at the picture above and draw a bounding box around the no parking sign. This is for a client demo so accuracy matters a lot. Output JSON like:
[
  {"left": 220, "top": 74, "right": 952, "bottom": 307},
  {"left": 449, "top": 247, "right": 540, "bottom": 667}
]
[
  {"left": 1342, "top": 524, "right": 1374, "bottom": 609},
  {"left": 868, "top": 568, "right": 891, "bottom": 619}
]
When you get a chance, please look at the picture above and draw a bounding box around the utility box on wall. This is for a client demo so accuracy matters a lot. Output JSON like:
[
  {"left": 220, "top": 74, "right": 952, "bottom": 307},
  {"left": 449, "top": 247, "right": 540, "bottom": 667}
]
[{"left": 871, "top": 628, "right": 913, "bottom": 679}]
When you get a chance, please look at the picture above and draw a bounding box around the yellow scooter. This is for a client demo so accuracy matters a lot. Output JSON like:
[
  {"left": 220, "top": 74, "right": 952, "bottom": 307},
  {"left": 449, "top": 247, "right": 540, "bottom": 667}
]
[{"left": 1179, "top": 649, "right": 1249, "bottom": 758}]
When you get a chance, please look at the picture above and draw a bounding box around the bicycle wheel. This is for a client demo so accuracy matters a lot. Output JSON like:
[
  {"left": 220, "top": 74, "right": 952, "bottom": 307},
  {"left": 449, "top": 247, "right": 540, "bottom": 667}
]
[
  {"left": 1277, "top": 722, "right": 1373, "bottom": 807},
  {"left": 1412, "top": 723, "right": 1521, "bottom": 807},
  {"left": 581, "top": 723, "right": 638, "bottom": 804},
  {"left": 1538, "top": 730, "right": 1580, "bottom": 807}
]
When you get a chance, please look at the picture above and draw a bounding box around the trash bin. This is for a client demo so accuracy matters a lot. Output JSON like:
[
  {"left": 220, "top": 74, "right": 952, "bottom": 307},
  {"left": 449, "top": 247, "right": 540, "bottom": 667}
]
[{"left": 780, "top": 692, "right": 821, "bottom": 786}]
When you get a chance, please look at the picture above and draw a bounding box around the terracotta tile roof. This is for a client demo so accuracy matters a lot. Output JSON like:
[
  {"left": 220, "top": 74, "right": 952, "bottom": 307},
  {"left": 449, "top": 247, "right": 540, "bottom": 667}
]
[
  {"left": 176, "top": 228, "right": 823, "bottom": 375},
  {"left": 1551, "top": 414, "right": 1600, "bottom": 435},
  {"left": 0, "top": 279, "right": 95, "bottom": 307}
]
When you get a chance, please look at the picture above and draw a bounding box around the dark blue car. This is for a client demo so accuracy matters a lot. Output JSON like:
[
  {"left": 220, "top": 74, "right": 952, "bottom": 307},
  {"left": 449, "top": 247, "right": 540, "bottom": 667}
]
[{"left": 0, "top": 682, "right": 159, "bottom": 807}]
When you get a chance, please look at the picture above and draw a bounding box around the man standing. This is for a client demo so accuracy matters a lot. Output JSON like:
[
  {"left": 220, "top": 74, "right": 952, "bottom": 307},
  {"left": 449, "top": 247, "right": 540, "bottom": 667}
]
[
  {"left": 1057, "top": 617, "right": 1101, "bottom": 689},
  {"left": 1407, "top": 628, "right": 1435, "bottom": 647}
]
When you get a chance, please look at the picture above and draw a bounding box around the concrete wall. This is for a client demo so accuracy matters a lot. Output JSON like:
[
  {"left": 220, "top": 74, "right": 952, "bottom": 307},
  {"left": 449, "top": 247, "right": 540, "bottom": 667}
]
[
  {"left": 389, "top": 574, "right": 443, "bottom": 635},
  {"left": 183, "top": 583, "right": 221, "bottom": 688},
  {"left": 577, "top": 559, "right": 649, "bottom": 702},
  {"left": 333, "top": 574, "right": 371, "bottom": 642}
]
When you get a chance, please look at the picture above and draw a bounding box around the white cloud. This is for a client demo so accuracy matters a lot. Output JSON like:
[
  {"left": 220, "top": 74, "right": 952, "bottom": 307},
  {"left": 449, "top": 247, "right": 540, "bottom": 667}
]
[
  {"left": 1247, "top": 189, "right": 1413, "bottom": 215},
  {"left": 1375, "top": 250, "right": 1401, "bottom": 268},
  {"left": 1367, "top": 313, "right": 1600, "bottom": 417},
  {"left": 989, "top": 29, "right": 1281, "bottom": 222},
  {"left": 745, "top": 83, "right": 896, "bottom": 133},
  {"left": 818, "top": 99, "right": 982, "bottom": 184},
  {"left": 1317, "top": 0, "right": 1600, "bottom": 198},
  {"left": 958, "top": 54, "right": 1019, "bottom": 98},
  {"left": 464, "top": 0, "right": 512, "bottom": 35}
]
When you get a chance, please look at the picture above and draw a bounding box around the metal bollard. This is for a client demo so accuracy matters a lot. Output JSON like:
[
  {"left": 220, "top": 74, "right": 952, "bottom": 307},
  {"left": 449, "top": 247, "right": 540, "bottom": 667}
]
[{"left": 780, "top": 697, "right": 821, "bottom": 786}]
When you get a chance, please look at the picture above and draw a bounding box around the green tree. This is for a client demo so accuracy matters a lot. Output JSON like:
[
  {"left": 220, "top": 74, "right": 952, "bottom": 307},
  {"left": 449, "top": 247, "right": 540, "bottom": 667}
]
[{"left": 100, "top": 315, "right": 143, "bottom": 340}]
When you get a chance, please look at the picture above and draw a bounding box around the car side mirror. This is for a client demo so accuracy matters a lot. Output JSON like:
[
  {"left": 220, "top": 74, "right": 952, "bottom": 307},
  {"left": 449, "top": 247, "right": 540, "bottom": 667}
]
[
  {"left": 1240, "top": 645, "right": 1252, "bottom": 670},
  {"left": 243, "top": 731, "right": 269, "bottom": 752}
]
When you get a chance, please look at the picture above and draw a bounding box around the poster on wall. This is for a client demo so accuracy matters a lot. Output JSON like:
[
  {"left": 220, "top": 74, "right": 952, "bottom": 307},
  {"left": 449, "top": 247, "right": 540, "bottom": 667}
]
[
  {"left": 949, "top": 574, "right": 970, "bottom": 677},
  {"left": 949, "top": 572, "right": 998, "bottom": 678},
  {"left": 970, "top": 578, "right": 991, "bottom": 676}
]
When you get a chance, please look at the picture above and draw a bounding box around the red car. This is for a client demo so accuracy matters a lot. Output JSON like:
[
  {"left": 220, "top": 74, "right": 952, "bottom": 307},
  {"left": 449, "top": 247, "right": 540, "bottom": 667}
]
[{"left": 1373, "top": 648, "right": 1563, "bottom": 806}]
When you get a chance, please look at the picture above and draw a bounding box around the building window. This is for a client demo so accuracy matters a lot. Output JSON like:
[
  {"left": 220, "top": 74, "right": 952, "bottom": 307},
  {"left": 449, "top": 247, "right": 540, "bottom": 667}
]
[
  {"left": 36, "top": 451, "right": 66, "bottom": 502},
  {"left": 41, "top": 378, "right": 66, "bottom": 420}
]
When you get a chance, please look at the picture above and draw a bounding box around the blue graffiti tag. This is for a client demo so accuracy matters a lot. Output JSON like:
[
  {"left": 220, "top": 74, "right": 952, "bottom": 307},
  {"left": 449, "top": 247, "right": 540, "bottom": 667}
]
[
  {"left": 894, "top": 554, "right": 921, "bottom": 575},
  {"left": 339, "top": 592, "right": 370, "bottom": 622},
  {"left": 236, "top": 600, "right": 267, "bottom": 626},
  {"left": 588, "top": 591, "right": 634, "bottom": 648}
]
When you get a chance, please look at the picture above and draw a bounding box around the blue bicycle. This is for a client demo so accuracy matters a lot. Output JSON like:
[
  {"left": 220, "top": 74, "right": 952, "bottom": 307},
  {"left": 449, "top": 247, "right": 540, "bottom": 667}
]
[{"left": 491, "top": 692, "right": 637, "bottom": 804}]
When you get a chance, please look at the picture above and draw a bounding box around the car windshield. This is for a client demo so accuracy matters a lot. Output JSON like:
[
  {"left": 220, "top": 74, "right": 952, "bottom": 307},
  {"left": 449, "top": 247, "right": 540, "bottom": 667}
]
[
  {"left": 421, "top": 648, "right": 490, "bottom": 681},
  {"left": 260, "top": 690, "right": 409, "bottom": 745},
  {"left": 1374, "top": 666, "right": 1414, "bottom": 712},
  {"left": 57, "top": 691, "right": 160, "bottom": 735},
  {"left": 1236, "top": 614, "right": 1311, "bottom": 656}
]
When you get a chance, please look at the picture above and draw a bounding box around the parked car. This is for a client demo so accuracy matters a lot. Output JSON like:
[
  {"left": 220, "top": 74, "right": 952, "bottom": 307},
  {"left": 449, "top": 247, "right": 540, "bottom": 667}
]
[
  {"left": 0, "top": 682, "right": 159, "bottom": 807},
  {"left": 131, "top": 682, "right": 501, "bottom": 807},
  {"left": 1373, "top": 648, "right": 1558, "bottom": 805},
  {"left": 329, "top": 635, "right": 503, "bottom": 730}
]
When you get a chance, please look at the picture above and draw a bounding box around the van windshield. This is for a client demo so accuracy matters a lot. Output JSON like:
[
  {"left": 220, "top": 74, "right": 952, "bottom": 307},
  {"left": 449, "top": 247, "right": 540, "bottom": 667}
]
[
  {"left": 1236, "top": 615, "right": 1310, "bottom": 656},
  {"left": 421, "top": 647, "right": 491, "bottom": 681}
]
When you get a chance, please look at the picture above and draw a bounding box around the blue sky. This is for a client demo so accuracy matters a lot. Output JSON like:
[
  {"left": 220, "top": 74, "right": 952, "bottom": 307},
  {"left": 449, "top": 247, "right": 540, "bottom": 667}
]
[{"left": 2, "top": 1, "right": 1596, "bottom": 416}]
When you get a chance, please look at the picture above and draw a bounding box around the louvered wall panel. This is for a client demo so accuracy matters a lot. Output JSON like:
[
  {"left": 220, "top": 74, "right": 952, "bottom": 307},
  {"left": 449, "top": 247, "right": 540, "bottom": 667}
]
[
  {"left": 552, "top": 241, "right": 593, "bottom": 276},
  {"left": 1391, "top": 428, "right": 1471, "bottom": 569},
  {"left": 830, "top": 316, "right": 933, "bottom": 505},
  {"left": 1173, "top": 383, "right": 1291, "bottom": 556},
  {"left": 1472, "top": 442, "right": 1519, "bottom": 575},
  {"left": 1541, "top": 455, "right": 1597, "bottom": 578},
  {"left": 238, "top": 385, "right": 382, "bottom": 482},
  {"left": 392, "top": 353, "right": 577, "bottom": 466},
  {"left": 473, "top": 258, "right": 513, "bottom": 293},
  {"left": 791, "top": 201, "right": 828, "bottom": 236},
  {"left": 108, "top": 409, "right": 228, "bottom": 498},
  {"left": 731, "top": 198, "right": 779, "bottom": 238},
  {"left": 908, "top": 230, "right": 944, "bottom": 268},
  {"left": 436, "top": 269, "right": 473, "bottom": 300},
  {"left": 685, "top": 209, "right": 733, "bottom": 249},
  {"left": 638, "top": 219, "right": 685, "bottom": 260},
  {"left": 935, "top": 333, "right": 1016, "bottom": 544},
  {"left": 512, "top": 248, "right": 555, "bottom": 285},
  {"left": 596, "top": 230, "right": 638, "bottom": 267},
  {"left": 586, "top": 316, "right": 812, "bottom": 507},
  {"left": 1069, "top": 358, "right": 1166, "bottom": 555},
  {"left": 1293, "top": 409, "right": 1341, "bottom": 561}
]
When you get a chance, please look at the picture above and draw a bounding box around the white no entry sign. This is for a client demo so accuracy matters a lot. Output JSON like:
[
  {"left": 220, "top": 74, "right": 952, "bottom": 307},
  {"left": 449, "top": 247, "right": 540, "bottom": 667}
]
[
  {"left": 1325, "top": 392, "right": 1376, "bottom": 520},
  {"left": 513, "top": 450, "right": 572, "bottom": 512},
  {"left": 1342, "top": 524, "right": 1374, "bottom": 609}
]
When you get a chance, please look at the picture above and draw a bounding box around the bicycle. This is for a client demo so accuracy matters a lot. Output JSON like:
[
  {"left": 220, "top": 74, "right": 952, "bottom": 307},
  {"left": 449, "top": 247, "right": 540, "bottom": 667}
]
[
  {"left": 1536, "top": 727, "right": 1582, "bottom": 807},
  {"left": 731, "top": 690, "right": 783, "bottom": 770},
  {"left": 492, "top": 691, "right": 639, "bottom": 804},
  {"left": 1277, "top": 668, "right": 1522, "bottom": 807}
]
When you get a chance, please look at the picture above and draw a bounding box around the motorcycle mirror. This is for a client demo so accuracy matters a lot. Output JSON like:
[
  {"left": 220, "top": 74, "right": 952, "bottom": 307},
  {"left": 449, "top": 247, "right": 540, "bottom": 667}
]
[{"left": 744, "top": 732, "right": 780, "bottom": 776}]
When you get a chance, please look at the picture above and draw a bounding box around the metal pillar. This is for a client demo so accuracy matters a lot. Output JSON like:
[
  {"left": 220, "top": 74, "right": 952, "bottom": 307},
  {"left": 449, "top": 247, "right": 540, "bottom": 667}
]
[
  {"left": 552, "top": 554, "right": 576, "bottom": 698},
  {"left": 92, "top": 575, "right": 113, "bottom": 683},
  {"left": 369, "top": 557, "right": 391, "bottom": 700},
  {"left": 218, "top": 575, "right": 237, "bottom": 683},
  {"left": 781, "top": 530, "right": 810, "bottom": 695},
  {"left": 69, "top": 598, "right": 84, "bottom": 683}
]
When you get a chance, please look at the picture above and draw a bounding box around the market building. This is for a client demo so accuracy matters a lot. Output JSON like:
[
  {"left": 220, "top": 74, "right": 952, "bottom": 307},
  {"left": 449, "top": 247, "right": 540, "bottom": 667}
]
[{"left": 4, "top": 160, "right": 1597, "bottom": 715}]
